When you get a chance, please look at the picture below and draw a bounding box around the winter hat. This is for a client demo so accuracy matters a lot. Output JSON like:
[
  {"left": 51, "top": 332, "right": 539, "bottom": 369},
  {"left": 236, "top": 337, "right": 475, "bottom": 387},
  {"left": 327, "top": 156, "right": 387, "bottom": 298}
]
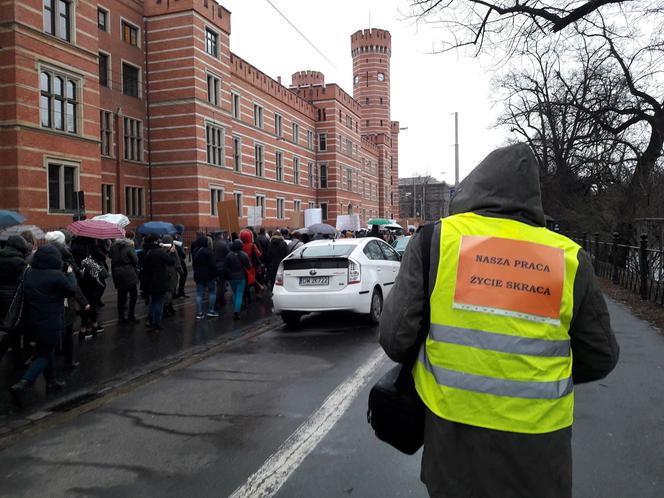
[
  {"left": 5, "top": 235, "right": 30, "bottom": 257},
  {"left": 231, "top": 239, "right": 243, "bottom": 252},
  {"left": 45, "top": 231, "right": 66, "bottom": 245}
]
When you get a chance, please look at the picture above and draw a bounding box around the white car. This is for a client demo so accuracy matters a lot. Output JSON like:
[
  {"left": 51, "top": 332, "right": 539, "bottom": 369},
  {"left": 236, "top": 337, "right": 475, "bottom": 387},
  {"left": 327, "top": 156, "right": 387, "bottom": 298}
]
[{"left": 272, "top": 238, "right": 401, "bottom": 326}]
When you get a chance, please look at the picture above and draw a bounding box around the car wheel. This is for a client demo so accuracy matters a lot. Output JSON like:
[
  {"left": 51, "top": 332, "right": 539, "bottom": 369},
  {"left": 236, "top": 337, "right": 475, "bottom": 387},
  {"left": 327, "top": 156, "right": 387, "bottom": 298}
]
[
  {"left": 281, "top": 311, "right": 302, "bottom": 327},
  {"left": 369, "top": 288, "right": 383, "bottom": 324}
]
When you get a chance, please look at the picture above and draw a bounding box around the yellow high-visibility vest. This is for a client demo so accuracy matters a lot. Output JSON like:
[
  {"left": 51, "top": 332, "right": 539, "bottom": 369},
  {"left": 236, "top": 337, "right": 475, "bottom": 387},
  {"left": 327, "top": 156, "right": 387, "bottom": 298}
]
[{"left": 413, "top": 212, "right": 580, "bottom": 434}]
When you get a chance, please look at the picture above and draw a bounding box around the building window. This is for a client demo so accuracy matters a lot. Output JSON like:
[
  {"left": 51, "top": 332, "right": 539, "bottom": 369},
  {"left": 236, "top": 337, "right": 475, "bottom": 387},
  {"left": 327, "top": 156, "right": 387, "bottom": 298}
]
[
  {"left": 255, "top": 143, "right": 264, "bottom": 177},
  {"left": 234, "top": 192, "right": 243, "bottom": 216},
  {"left": 233, "top": 136, "right": 241, "bottom": 172},
  {"left": 307, "top": 130, "right": 314, "bottom": 149},
  {"left": 121, "top": 20, "right": 138, "bottom": 46},
  {"left": 293, "top": 157, "right": 300, "bottom": 184},
  {"left": 206, "top": 123, "right": 224, "bottom": 166},
  {"left": 205, "top": 28, "right": 218, "bottom": 57},
  {"left": 231, "top": 92, "right": 240, "bottom": 119},
  {"left": 294, "top": 200, "right": 301, "bottom": 212},
  {"left": 99, "top": 53, "right": 109, "bottom": 87},
  {"left": 48, "top": 162, "right": 77, "bottom": 212},
  {"left": 319, "top": 163, "right": 328, "bottom": 188},
  {"left": 275, "top": 151, "right": 283, "bottom": 181},
  {"left": 207, "top": 73, "right": 220, "bottom": 106},
  {"left": 125, "top": 186, "right": 144, "bottom": 217},
  {"left": 210, "top": 187, "right": 224, "bottom": 215},
  {"left": 123, "top": 117, "right": 142, "bottom": 161},
  {"left": 348, "top": 167, "right": 353, "bottom": 191},
  {"left": 320, "top": 202, "right": 328, "bottom": 221},
  {"left": 122, "top": 63, "right": 139, "bottom": 97},
  {"left": 318, "top": 132, "right": 327, "bottom": 151},
  {"left": 101, "top": 184, "right": 113, "bottom": 214},
  {"left": 308, "top": 162, "right": 314, "bottom": 188},
  {"left": 40, "top": 70, "right": 78, "bottom": 133},
  {"left": 256, "top": 195, "right": 265, "bottom": 218},
  {"left": 276, "top": 198, "right": 285, "bottom": 219},
  {"left": 346, "top": 115, "right": 352, "bottom": 128},
  {"left": 100, "top": 110, "right": 112, "bottom": 156},
  {"left": 274, "top": 113, "right": 283, "bottom": 137},
  {"left": 253, "top": 104, "right": 263, "bottom": 128},
  {"left": 308, "top": 201, "right": 315, "bottom": 210},
  {"left": 292, "top": 122, "right": 299, "bottom": 143},
  {"left": 98, "top": 8, "right": 108, "bottom": 31},
  {"left": 44, "top": 0, "right": 72, "bottom": 41},
  {"left": 345, "top": 138, "right": 352, "bottom": 157}
]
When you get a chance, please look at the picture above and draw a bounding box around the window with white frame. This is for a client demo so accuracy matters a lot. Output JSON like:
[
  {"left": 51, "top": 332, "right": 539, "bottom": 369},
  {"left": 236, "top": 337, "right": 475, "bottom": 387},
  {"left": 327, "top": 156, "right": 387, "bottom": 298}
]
[
  {"left": 122, "top": 20, "right": 139, "bottom": 46},
  {"left": 205, "top": 28, "right": 218, "bottom": 57},
  {"left": 234, "top": 192, "right": 243, "bottom": 216},
  {"left": 123, "top": 117, "right": 142, "bottom": 161},
  {"left": 97, "top": 7, "right": 108, "bottom": 31},
  {"left": 348, "top": 167, "right": 353, "bottom": 191},
  {"left": 122, "top": 62, "right": 139, "bottom": 97},
  {"left": 256, "top": 195, "right": 265, "bottom": 218},
  {"left": 308, "top": 161, "right": 314, "bottom": 188},
  {"left": 231, "top": 92, "right": 240, "bottom": 119},
  {"left": 293, "top": 157, "right": 300, "bottom": 184},
  {"left": 101, "top": 184, "right": 113, "bottom": 214},
  {"left": 292, "top": 122, "right": 299, "bottom": 143},
  {"left": 125, "top": 186, "right": 144, "bottom": 217},
  {"left": 274, "top": 113, "right": 282, "bottom": 137},
  {"left": 100, "top": 110, "right": 112, "bottom": 156},
  {"left": 232, "top": 136, "right": 241, "bottom": 172},
  {"left": 308, "top": 201, "right": 315, "bottom": 210},
  {"left": 307, "top": 130, "right": 314, "bottom": 149},
  {"left": 40, "top": 69, "right": 78, "bottom": 133},
  {"left": 210, "top": 187, "right": 224, "bottom": 215},
  {"left": 206, "top": 123, "right": 224, "bottom": 166},
  {"left": 253, "top": 103, "right": 263, "bottom": 128},
  {"left": 44, "top": 0, "right": 72, "bottom": 42},
  {"left": 319, "top": 163, "right": 328, "bottom": 188},
  {"left": 320, "top": 202, "right": 328, "bottom": 221},
  {"left": 99, "top": 52, "right": 109, "bottom": 87},
  {"left": 344, "top": 138, "right": 352, "bottom": 157},
  {"left": 294, "top": 200, "right": 301, "bottom": 212},
  {"left": 275, "top": 150, "right": 283, "bottom": 181},
  {"left": 48, "top": 162, "right": 77, "bottom": 212},
  {"left": 255, "top": 143, "right": 264, "bottom": 177},
  {"left": 207, "top": 73, "right": 220, "bottom": 106},
  {"left": 276, "top": 198, "right": 285, "bottom": 219}
]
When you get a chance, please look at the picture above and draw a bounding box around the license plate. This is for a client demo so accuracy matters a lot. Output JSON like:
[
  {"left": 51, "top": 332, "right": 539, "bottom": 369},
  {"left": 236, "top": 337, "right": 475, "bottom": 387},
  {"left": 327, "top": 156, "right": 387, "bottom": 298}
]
[{"left": 300, "top": 276, "right": 329, "bottom": 286}]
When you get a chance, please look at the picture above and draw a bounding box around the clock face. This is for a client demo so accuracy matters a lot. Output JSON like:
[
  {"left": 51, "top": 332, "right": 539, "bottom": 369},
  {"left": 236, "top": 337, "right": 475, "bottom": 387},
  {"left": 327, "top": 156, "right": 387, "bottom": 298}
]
[
  {"left": 354, "top": 75, "right": 360, "bottom": 85},
  {"left": 377, "top": 73, "right": 385, "bottom": 82}
]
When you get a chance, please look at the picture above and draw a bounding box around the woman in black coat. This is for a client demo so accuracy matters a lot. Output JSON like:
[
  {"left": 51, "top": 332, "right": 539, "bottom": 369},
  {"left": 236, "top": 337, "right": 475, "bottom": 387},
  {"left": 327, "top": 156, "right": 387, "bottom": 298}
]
[
  {"left": 9, "top": 245, "right": 77, "bottom": 407},
  {"left": 0, "top": 235, "right": 29, "bottom": 364},
  {"left": 192, "top": 236, "right": 218, "bottom": 319},
  {"left": 141, "top": 235, "right": 176, "bottom": 331}
]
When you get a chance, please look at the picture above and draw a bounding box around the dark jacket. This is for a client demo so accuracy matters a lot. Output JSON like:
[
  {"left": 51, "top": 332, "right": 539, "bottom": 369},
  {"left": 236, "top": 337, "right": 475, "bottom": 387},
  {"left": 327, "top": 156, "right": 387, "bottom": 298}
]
[
  {"left": 213, "top": 238, "right": 229, "bottom": 274},
  {"left": 23, "top": 245, "right": 77, "bottom": 345},
  {"left": 193, "top": 238, "right": 217, "bottom": 284},
  {"left": 110, "top": 239, "right": 139, "bottom": 288},
  {"left": 49, "top": 242, "right": 88, "bottom": 321},
  {"left": 266, "top": 234, "right": 288, "bottom": 282},
  {"left": 141, "top": 242, "right": 176, "bottom": 295},
  {"left": 379, "top": 143, "right": 620, "bottom": 498},
  {"left": 0, "top": 236, "right": 29, "bottom": 319},
  {"left": 224, "top": 240, "right": 250, "bottom": 281}
]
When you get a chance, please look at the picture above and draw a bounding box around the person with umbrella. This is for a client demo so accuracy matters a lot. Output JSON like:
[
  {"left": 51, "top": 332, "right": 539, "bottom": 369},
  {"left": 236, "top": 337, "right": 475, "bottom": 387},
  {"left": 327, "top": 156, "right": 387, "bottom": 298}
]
[
  {"left": 79, "top": 240, "right": 109, "bottom": 339},
  {"left": 141, "top": 234, "right": 177, "bottom": 332},
  {"left": 110, "top": 231, "right": 139, "bottom": 324}
]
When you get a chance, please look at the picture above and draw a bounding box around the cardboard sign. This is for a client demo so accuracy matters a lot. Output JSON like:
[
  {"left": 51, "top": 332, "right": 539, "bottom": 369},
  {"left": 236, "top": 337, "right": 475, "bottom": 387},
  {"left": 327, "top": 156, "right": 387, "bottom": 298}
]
[
  {"left": 336, "top": 214, "right": 360, "bottom": 231},
  {"left": 453, "top": 236, "right": 565, "bottom": 323},
  {"left": 246, "top": 206, "right": 262, "bottom": 227},
  {"left": 304, "top": 208, "right": 322, "bottom": 227},
  {"left": 217, "top": 200, "right": 240, "bottom": 235},
  {"left": 288, "top": 210, "right": 304, "bottom": 229}
]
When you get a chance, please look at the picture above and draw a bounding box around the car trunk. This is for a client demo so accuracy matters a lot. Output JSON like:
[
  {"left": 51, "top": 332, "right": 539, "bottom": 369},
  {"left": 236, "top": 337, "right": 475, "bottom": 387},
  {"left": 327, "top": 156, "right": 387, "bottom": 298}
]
[{"left": 282, "top": 257, "right": 350, "bottom": 292}]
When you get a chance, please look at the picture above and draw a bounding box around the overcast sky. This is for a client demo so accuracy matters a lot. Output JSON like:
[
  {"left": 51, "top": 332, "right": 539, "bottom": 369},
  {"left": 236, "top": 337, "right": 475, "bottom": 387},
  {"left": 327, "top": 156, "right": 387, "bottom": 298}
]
[{"left": 220, "top": 0, "right": 507, "bottom": 183}]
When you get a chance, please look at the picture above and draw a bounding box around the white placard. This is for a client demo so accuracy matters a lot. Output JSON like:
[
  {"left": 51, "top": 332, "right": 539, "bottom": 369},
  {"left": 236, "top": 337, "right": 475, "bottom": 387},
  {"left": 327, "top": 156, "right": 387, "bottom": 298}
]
[
  {"left": 336, "top": 214, "right": 360, "bottom": 231},
  {"left": 247, "top": 206, "right": 262, "bottom": 227},
  {"left": 304, "top": 208, "right": 322, "bottom": 227}
]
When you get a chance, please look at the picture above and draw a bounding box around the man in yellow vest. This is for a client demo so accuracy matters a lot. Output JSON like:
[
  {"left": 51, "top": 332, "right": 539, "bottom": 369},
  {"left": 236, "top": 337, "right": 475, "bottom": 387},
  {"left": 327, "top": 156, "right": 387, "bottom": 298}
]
[{"left": 380, "top": 144, "right": 619, "bottom": 497}]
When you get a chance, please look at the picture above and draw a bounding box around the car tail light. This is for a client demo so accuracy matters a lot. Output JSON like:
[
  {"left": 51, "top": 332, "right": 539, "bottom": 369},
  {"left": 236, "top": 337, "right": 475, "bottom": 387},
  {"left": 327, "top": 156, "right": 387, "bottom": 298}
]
[
  {"left": 348, "top": 259, "right": 361, "bottom": 284},
  {"left": 275, "top": 263, "right": 284, "bottom": 286}
]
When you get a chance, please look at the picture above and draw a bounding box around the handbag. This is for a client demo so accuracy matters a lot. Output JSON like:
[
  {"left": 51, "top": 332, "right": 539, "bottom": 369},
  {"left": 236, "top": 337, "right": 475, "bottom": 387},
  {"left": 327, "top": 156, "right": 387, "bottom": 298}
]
[
  {"left": 0, "top": 266, "right": 29, "bottom": 332},
  {"left": 367, "top": 223, "right": 434, "bottom": 455}
]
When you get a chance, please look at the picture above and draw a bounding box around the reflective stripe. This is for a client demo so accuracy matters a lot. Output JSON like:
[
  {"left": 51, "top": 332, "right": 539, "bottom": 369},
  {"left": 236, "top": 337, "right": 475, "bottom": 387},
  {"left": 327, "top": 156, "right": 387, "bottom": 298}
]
[
  {"left": 418, "top": 348, "right": 573, "bottom": 400},
  {"left": 429, "top": 324, "right": 570, "bottom": 357}
]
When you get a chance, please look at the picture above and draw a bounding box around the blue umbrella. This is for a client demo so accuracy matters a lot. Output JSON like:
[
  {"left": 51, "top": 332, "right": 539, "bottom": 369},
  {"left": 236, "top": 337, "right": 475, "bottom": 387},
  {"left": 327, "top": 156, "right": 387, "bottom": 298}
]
[
  {"left": 137, "top": 221, "right": 177, "bottom": 237},
  {"left": 0, "top": 210, "right": 26, "bottom": 230}
]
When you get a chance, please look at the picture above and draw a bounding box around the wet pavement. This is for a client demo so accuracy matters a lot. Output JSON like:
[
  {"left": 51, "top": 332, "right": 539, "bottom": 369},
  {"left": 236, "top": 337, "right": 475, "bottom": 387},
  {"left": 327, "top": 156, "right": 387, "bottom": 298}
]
[
  {"left": 0, "top": 298, "right": 663, "bottom": 497},
  {"left": 0, "top": 277, "right": 275, "bottom": 429}
]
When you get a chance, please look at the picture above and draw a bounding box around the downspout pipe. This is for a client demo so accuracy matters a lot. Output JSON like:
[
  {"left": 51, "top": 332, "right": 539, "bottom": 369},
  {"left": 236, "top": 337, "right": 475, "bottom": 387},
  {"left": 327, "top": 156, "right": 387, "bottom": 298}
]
[{"left": 144, "top": 17, "right": 154, "bottom": 220}]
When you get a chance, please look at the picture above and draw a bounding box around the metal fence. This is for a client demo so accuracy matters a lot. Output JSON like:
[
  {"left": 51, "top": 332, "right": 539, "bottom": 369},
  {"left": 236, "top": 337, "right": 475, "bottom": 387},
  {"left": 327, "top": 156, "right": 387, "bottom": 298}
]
[{"left": 574, "top": 232, "right": 664, "bottom": 306}]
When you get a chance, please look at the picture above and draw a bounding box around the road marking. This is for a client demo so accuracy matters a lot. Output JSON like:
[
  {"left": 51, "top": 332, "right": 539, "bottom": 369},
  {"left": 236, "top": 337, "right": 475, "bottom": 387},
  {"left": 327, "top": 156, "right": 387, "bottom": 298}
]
[{"left": 228, "top": 347, "right": 387, "bottom": 498}]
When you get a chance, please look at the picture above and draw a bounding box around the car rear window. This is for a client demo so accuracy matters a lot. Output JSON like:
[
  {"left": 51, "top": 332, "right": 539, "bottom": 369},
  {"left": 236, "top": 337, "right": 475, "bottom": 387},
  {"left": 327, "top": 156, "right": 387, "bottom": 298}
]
[
  {"left": 394, "top": 238, "right": 410, "bottom": 251},
  {"left": 299, "top": 244, "right": 355, "bottom": 258}
]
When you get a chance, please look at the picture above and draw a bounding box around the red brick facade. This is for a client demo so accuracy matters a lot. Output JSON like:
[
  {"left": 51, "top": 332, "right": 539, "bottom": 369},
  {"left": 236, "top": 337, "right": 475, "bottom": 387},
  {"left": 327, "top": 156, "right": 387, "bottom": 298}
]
[{"left": 0, "top": 0, "right": 399, "bottom": 229}]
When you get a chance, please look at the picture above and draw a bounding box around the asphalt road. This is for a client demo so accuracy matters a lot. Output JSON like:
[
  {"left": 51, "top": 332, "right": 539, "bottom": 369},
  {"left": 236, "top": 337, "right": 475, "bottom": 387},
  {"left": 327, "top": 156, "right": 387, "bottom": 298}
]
[{"left": 1, "top": 298, "right": 663, "bottom": 497}]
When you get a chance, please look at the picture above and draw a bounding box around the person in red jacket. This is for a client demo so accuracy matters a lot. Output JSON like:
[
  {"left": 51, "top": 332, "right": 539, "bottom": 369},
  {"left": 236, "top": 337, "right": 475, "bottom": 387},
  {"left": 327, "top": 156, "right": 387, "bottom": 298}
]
[{"left": 239, "top": 229, "right": 265, "bottom": 303}]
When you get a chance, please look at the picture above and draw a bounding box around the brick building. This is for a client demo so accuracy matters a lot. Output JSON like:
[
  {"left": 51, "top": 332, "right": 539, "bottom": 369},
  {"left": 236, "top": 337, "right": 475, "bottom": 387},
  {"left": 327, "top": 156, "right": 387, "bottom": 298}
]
[{"left": 0, "top": 0, "right": 399, "bottom": 230}]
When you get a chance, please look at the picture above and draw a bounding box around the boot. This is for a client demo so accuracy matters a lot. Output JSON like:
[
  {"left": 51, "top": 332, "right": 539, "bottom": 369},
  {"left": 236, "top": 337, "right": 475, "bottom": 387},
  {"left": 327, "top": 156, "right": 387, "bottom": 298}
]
[
  {"left": 9, "top": 379, "right": 29, "bottom": 408},
  {"left": 46, "top": 379, "right": 66, "bottom": 395}
]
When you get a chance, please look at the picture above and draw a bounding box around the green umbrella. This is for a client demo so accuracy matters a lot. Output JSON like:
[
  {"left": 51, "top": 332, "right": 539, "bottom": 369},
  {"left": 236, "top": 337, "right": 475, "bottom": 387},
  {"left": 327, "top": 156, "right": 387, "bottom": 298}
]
[{"left": 367, "top": 218, "right": 392, "bottom": 226}]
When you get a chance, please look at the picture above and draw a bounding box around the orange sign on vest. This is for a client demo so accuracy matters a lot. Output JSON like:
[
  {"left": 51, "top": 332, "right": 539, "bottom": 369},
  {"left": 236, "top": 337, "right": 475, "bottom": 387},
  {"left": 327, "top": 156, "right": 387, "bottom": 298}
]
[{"left": 453, "top": 236, "right": 565, "bottom": 322}]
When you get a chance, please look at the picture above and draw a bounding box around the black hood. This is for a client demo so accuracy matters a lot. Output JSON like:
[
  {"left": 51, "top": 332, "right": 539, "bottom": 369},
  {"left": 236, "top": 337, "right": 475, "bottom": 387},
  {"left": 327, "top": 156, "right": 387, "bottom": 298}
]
[
  {"left": 449, "top": 143, "right": 545, "bottom": 227},
  {"left": 31, "top": 244, "right": 63, "bottom": 270},
  {"left": 5, "top": 235, "right": 30, "bottom": 256}
]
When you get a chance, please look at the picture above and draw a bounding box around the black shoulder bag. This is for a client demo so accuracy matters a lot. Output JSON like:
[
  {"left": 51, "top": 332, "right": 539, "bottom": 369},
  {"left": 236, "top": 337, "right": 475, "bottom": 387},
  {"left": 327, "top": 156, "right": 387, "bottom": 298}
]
[
  {"left": 367, "top": 223, "right": 435, "bottom": 455},
  {"left": 0, "top": 266, "right": 29, "bottom": 332}
]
